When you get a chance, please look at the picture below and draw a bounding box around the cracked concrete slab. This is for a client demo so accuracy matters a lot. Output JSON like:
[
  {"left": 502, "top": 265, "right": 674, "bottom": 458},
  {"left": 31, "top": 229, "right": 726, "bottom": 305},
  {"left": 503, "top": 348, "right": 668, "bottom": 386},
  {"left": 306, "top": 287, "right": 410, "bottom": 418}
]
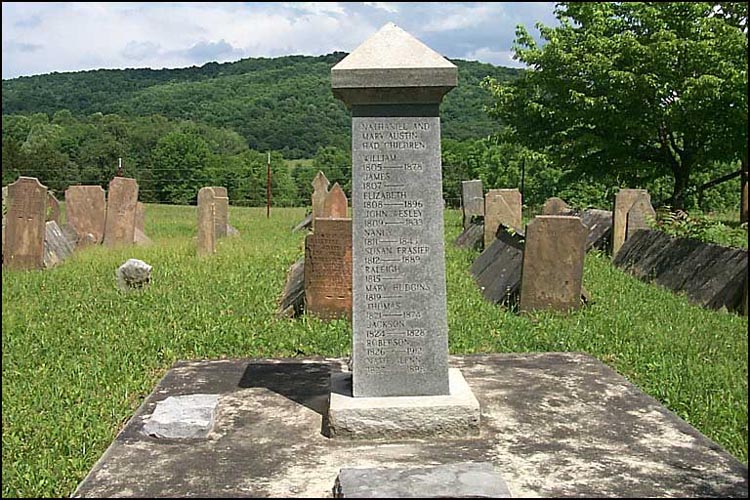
[{"left": 72, "top": 353, "right": 748, "bottom": 498}]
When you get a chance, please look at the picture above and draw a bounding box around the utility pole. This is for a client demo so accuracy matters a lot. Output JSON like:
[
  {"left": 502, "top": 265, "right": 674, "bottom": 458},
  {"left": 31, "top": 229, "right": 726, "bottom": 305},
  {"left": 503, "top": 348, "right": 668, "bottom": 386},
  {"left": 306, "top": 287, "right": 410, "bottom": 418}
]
[{"left": 266, "top": 152, "right": 271, "bottom": 218}]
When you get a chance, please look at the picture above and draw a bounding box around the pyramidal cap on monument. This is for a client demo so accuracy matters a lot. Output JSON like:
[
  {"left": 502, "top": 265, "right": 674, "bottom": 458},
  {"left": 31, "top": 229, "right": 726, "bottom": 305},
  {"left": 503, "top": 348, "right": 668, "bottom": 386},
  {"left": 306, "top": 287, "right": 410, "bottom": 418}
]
[{"left": 328, "top": 22, "right": 480, "bottom": 439}]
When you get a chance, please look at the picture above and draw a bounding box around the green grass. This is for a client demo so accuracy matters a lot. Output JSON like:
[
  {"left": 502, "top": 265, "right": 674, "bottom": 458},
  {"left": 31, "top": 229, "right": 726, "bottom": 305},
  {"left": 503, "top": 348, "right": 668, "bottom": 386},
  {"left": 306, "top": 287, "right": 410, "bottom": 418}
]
[{"left": 2, "top": 205, "right": 748, "bottom": 497}]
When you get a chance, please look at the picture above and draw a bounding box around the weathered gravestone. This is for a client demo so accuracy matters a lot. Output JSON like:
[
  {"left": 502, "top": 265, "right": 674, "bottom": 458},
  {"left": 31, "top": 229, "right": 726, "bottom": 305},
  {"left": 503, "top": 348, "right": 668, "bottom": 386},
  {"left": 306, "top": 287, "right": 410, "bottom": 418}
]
[
  {"left": 328, "top": 22, "right": 479, "bottom": 438},
  {"left": 612, "top": 188, "right": 649, "bottom": 257},
  {"left": 197, "top": 187, "right": 216, "bottom": 257},
  {"left": 519, "top": 216, "right": 588, "bottom": 313},
  {"left": 321, "top": 183, "right": 348, "bottom": 219},
  {"left": 484, "top": 189, "right": 522, "bottom": 248},
  {"left": 311, "top": 171, "right": 331, "bottom": 231},
  {"left": 135, "top": 202, "right": 145, "bottom": 234},
  {"left": 626, "top": 194, "right": 656, "bottom": 240},
  {"left": 454, "top": 220, "right": 484, "bottom": 250},
  {"left": 461, "top": 179, "right": 484, "bottom": 229},
  {"left": 277, "top": 257, "right": 306, "bottom": 318},
  {"left": 2, "top": 185, "right": 7, "bottom": 261},
  {"left": 4, "top": 177, "right": 48, "bottom": 270},
  {"left": 470, "top": 223, "right": 525, "bottom": 306},
  {"left": 212, "top": 186, "right": 229, "bottom": 239},
  {"left": 65, "top": 185, "right": 107, "bottom": 245},
  {"left": 304, "top": 218, "right": 352, "bottom": 320},
  {"left": 46, "top": 192, "right": 61, "bottom": 223},
  {"left": 103, "top": 177, "right": 139, "bottom": 247},
  {"left": 541, "top": 196, "right": 571, "bottom": 216},
  {"left": 43, "top": 220, "right": 75, "bottom": 268},
  {"left": 614, "top": 229, "right": 748, "bottom": 314},
  {"left": 334, "top": 462, "right": 512, "bottom": 498}
]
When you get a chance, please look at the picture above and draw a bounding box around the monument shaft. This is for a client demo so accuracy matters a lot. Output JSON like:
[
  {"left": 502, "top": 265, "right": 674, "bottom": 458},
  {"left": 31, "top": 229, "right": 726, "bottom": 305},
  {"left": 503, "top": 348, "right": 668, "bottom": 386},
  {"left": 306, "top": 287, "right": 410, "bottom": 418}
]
[{"left": 352, "top": 108, "right": 449, "bottom": 397}]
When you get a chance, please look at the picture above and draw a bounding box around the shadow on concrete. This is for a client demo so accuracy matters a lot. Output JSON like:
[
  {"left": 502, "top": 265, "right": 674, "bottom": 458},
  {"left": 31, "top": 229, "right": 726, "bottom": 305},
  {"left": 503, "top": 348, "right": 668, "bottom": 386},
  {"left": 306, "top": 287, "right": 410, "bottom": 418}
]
[{"left": 238, "top": 360, "right": 332, "bottom": 417}]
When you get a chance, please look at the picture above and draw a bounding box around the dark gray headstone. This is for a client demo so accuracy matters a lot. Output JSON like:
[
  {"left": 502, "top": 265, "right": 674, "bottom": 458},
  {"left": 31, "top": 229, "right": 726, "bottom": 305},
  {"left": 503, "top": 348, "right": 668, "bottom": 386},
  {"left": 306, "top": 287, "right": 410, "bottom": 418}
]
[
  {"left": 579, "top": 208, "right": 613, "bottom": 252},
  {"left": 277, "top": 257, "right": 306, "bottom": 318},
  {"left": 333, "top": 23, "right": 456, "bottom": 397},
  {"left": 334, "top": 462, "right": 512, "bottom": 498},
  {"left": 454, "top": 221, "right": 484, "bottom": 250},
  {"left": 470, "top": 224, "right": 525, "bottom": 306},
  {"left": 614, "top": 230, "right": 748, "bottom": 313},
  {"left": 461, "top": 180, "right": 484, "bottom": 230},
  {"left": 292, "top": 213, "right": 313, "bottom": 233}
]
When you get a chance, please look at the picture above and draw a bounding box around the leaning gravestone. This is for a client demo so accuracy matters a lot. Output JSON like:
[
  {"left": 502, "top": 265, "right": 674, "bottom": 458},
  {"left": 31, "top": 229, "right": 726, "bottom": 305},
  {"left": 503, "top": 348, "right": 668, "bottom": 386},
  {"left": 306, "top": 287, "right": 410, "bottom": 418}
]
[
  {"left": 43, "top": 220, "right": 75, "bottom": 268},
  {"left": 103, "top": 177, "right": 139, "bottom": 247},
  {"left": 461, "top": 179, "right": 484, "bottom": 230},
  {"left": 65, "top": 185, "right": 107, "bottom": 245},
  {"left": 626, "top": 194, "right": 656, "bottom": 240},
  {"left": 46, "top": 192, "right": 61, "bottom": 223},
  {"left": 212, "top": 187, "right": 229, "bottom": 239},
  {"left": 4, "top": 177, "right": 48, "bottom": 270},
  {"left": 484, "top": 189, "right": 522, "bottom": 248},
  {"left": 329, "top": 22, "right": 479, "bottom": 439},
  {"left": 321, "top": 183, "right": 348, "bottom": 219},
  {"left": 519, "top": 216, "right": 588, "bottom": 313},
  {"left": 612, "top": 188, "right": 649, "bottom": 256},
  {"left": 197, "top": 187, "right": 216, "bottom": 257},
  {"left": 304, "top": 218, "right": 352, "bottom": 320},
  {"left": 311, "top": 171, "right": 330, "bottom": 230}
]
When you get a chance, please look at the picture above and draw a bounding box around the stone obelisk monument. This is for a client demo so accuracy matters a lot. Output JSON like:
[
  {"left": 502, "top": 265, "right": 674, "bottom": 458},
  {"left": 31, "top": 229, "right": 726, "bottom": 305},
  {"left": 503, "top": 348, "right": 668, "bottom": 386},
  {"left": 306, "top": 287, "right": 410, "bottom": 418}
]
[{"left": 327, "top": 22, "right": 479, "bottom": 439}]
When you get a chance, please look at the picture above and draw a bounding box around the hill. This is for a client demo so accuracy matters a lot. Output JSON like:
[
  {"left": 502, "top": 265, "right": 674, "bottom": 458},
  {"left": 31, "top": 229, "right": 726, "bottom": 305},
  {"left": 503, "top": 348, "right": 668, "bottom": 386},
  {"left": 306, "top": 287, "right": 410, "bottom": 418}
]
[{"left": 2, "top": 53, "right": 521, "bottom": 158}]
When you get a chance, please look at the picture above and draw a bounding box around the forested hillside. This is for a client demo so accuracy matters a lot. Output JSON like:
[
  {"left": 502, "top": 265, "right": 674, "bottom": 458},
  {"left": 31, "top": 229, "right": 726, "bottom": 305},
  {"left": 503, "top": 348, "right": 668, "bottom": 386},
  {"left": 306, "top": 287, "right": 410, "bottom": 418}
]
[{"left": 2, "top": 53, "right": 520, "bottom": 158}]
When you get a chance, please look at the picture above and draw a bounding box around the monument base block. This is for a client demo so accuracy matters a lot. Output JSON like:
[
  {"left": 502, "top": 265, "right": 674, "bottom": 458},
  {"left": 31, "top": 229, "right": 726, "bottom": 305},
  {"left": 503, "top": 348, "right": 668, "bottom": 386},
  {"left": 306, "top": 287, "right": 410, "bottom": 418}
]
[{"left": 327, "top": 368, "right": 480, "bottom": 440}]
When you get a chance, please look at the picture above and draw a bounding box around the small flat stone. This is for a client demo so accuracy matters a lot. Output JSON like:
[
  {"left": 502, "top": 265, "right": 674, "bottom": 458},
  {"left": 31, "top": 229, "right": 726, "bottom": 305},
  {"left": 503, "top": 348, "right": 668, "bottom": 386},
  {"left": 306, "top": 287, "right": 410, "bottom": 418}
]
[
  {"left": 142, "top": 394, "right": 219, "bottom": 439},
  {"left": 334, "top": 462, "right": 512, "bottom": 498}
]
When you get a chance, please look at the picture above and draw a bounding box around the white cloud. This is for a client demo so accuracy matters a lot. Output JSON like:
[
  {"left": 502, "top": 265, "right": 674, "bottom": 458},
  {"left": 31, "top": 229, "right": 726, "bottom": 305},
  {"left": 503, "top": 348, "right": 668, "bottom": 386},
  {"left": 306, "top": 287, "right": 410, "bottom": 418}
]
[
  {"left": 463, "top": 47, "right": 526, "bottom": 68},
  {"left": 2, "top": 2, "right": 557, "bottom": 79}
]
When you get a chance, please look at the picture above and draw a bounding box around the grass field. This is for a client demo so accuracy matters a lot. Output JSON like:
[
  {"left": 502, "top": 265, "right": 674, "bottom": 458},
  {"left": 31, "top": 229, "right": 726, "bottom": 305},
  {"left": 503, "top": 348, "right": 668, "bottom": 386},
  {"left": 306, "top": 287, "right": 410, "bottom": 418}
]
[{"left": 2, "top": 204, "right": 748, "bottom": 497}]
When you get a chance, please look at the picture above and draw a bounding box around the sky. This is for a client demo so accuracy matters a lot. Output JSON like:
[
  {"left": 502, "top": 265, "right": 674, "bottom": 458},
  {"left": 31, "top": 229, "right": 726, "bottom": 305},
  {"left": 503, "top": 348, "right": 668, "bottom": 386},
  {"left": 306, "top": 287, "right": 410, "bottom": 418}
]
[{"left": 2, "top": 2, "right": 559, "bottom": 80}]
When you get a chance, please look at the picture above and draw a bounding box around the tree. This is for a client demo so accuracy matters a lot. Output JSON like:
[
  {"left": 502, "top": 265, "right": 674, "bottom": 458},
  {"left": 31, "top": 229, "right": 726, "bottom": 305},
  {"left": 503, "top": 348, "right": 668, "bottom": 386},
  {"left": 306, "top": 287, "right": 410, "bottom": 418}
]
[
  {"left": 484, "top": 2, "right": 748, "bottom": 210},
  {"left": 150, "top": 131, "right": 213, "bottom": 204}
]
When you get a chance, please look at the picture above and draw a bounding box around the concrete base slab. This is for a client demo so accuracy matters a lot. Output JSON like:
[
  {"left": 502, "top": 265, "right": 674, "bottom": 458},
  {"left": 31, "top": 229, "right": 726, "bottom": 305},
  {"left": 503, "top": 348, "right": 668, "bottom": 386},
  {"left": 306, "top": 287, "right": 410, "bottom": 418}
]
[
  {"left": 72, "top": 353, "right": 748, "bottom": 498},
  {"left": 327, "top": 368, "right": 480, "bottom": 439},
  {"left": 334, "top": 462, "right": 512, "bottom": 498}
]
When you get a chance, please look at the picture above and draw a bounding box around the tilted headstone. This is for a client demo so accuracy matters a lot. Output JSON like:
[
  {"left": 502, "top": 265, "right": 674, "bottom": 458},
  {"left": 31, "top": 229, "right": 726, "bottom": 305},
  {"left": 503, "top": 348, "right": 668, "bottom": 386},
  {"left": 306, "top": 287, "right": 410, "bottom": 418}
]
[
  {"left": 461, "top": 179, "right": 484, "bottom": 229},
  {"left": 103, "top": 177, "right": 139, "bottom": 247},
  {"left": 579, "top": 208, "right": 612, "bottom": 252},
  {"left": 65, "top": 185, "right": 106, "bottom": 245},
  {"left": 197, "top": 187, "right": 216, "bottom": 257},
  {"left": 454, "top": 220, "right": 484, "bottom": 250},
  {"left": 542, "top": 196, "right": 571, "bottom": 216},
  {"left": 626, "top": 194, "right": 656, "bottom": 240},
  {"left": 471, "top": 223, "right": 525, "bottom": 306},
  {"left": 212, "top": 187, "right": 228, "bottom": 239},
  {"left": 43, "top": 220, "right": 74, "bottom": 268},
  {"left": 321, "top": 182, "right": 348, "bottom": 219},
  {"left": 612, "top": 188, "right": 649, "bottom": 257},
  {"left": 311, "top": 171, "right": 331, "bottom": 230},
  {"left": 277, "top": 257, "right": 306, "bottom": 318},
  {"left": 46, "top": 192, "right": 61, "bottom": 223},
  {"left": 614, "top": 229, "right": 747, "bottom": 314},
  {"left": 4, "top": 177, "right": 48, "bottom": 270},
  {"left": 332, "top": 22, "right": 456, "bottom": 398},
  {"left": 304, "top": 218, "right": 353, "bottom": 320},
  {"left": 484, "top": 189, "right": 522, "bottom": 248},
  {"left": 519, "top": 216, "right": 588, "bottom": 313}
]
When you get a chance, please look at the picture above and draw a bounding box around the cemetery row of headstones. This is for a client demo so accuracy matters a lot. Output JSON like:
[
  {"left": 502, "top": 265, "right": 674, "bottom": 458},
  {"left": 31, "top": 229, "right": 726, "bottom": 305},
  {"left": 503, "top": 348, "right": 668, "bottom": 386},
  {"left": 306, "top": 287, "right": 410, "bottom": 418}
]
[
  {"left": 459, "top": 180, "right": 746, "bottom": 315},
  {"left": 2, "top": 176, "right": 151, "bottom": 271}
]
